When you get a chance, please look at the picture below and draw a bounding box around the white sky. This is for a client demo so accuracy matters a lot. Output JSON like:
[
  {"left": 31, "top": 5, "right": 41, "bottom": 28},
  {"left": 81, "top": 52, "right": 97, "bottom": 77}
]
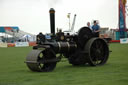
[{"left": 0, "top": 0, "right": 127, "bottom": 34}]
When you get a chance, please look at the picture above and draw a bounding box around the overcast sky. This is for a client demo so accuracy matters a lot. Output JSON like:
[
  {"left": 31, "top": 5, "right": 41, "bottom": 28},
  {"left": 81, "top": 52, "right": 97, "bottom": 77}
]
[{"left": 0, "top": 0, "right": 127, "bottom": 34}]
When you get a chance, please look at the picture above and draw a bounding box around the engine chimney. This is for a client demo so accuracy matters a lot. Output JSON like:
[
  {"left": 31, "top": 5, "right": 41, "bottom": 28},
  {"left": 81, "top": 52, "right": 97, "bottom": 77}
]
[{"left": 49, "top": 8, "right": 55, "bottom": 35}]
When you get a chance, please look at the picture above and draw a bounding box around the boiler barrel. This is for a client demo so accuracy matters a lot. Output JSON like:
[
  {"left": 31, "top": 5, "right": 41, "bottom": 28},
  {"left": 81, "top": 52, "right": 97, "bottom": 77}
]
[{"left": 50, "top": 42, "right": 77, "bottom": 53}]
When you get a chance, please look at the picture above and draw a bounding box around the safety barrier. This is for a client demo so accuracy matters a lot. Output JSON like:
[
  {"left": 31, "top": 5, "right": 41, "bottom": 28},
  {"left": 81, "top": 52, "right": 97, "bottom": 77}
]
[
  {"left": 29, "top": 42, "right": 37, "bottom": 46},
  {"left": 0, "top": 42, "right": 36, "bottom": 48},
  {"left": 120, "top": 38, "right": 128, "bottom": 44},
  {"left": 15, "top": 42, "right": 29, "bottom": 47},
  {"left": 7, "top": 43, "right": 15, "bottom": 47},
  {"left": 0, "top": 43, "right": 7, "bottom": 47}
]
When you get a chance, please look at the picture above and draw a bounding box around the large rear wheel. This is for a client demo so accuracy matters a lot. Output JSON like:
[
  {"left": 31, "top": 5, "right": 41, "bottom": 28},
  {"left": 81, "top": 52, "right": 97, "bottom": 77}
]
[{"left": 85, "top": 38, "right": 109, "bottom": 66}]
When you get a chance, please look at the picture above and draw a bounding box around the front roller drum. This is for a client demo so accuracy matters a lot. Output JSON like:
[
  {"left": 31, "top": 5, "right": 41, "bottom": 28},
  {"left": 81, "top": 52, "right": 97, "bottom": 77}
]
[
  {"left": 26, "top": 49, "right": 57, "bottom": 72},
  {"left": 85, "top": 38, "right": 109, "bottom": 66}
]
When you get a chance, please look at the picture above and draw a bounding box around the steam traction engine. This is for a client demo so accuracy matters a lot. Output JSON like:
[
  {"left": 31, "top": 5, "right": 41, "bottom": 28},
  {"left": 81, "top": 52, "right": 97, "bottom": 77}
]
[{"left": 25, "top": 8, "right": 109, "bottom": 72}]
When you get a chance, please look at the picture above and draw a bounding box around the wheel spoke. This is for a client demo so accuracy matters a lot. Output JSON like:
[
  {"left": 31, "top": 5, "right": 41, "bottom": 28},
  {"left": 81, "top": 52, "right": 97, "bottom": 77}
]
[{"left": 95, "top": 40, "right": 99, "bottom": 49}]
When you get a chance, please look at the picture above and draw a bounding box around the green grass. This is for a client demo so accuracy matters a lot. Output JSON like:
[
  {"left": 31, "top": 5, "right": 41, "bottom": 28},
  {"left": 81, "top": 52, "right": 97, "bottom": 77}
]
[{"left": 0, "top": 43, "right": 128, "bottom": 85}]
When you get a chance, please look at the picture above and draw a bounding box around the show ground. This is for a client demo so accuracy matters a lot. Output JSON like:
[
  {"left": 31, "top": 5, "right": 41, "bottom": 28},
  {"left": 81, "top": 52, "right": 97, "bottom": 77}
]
[{"left": 0, "top": 43, "right": 128, "bottom": 85}]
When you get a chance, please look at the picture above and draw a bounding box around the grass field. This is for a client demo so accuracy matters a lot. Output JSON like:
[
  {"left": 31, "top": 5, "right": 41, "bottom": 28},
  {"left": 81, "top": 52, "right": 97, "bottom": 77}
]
[{"left": 0, "top": 43, "right": 128, "bottom": 85}]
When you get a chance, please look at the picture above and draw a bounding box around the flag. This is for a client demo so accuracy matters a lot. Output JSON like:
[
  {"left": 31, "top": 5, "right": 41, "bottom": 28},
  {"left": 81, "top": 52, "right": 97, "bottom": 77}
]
[
  {"left": 67, "top": 13, "right": 70, "bottom": 18},
  {"left": 119, "top": 0, "right": 126, "bottom": 38}
]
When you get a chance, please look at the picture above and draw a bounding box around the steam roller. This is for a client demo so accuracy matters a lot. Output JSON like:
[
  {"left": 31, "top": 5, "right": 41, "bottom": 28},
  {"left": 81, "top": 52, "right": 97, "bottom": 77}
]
[{"left": 25, "top": 8, "right": 110, "bottom": 72}]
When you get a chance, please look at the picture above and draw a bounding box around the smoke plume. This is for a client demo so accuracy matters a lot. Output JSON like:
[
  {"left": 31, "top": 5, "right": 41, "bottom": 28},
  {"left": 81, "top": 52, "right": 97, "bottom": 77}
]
[{"left": 46, "top": 0, "right": 61, "bottom": 8}]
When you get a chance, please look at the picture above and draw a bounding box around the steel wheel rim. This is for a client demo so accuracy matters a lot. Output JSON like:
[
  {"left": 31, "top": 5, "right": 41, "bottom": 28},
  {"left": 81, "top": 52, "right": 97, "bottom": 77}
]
[
  {"left": 85, "top": 38, "right": 109, "bottom": 66},
  {"left": 26, "top": 49, "right": 56, "bottom": 72}
]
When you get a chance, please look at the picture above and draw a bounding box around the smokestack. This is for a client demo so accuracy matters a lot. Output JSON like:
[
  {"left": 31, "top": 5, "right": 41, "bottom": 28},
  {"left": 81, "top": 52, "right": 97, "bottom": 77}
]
[{"left": 49, "top": 8, "right": 55, "bottom": 35}]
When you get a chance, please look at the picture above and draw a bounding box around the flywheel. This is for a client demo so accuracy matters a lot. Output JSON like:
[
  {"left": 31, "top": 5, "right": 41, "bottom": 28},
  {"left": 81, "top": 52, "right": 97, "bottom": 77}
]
[{"left": 78, "top": 27, "right": 93, "bottom": 48}]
